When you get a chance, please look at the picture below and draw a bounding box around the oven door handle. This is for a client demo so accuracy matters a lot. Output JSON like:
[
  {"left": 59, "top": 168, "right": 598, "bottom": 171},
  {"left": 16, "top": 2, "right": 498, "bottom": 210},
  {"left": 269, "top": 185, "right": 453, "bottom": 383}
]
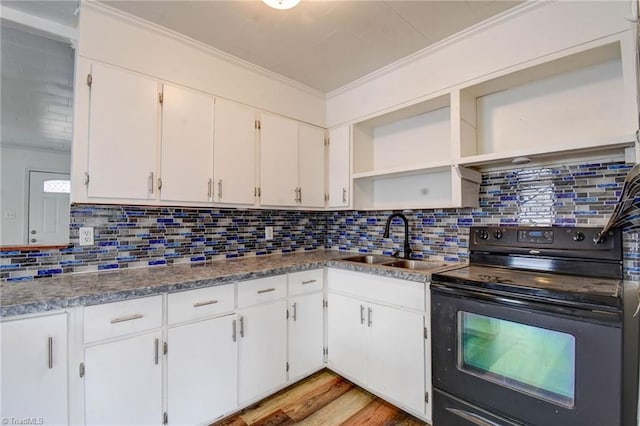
[{"left": 445, "top": 408, "right": 503, "bottom": 426}]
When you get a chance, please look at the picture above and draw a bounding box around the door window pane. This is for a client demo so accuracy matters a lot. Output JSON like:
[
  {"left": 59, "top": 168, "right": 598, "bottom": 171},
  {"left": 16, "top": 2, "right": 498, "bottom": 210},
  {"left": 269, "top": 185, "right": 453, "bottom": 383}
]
[
  {"left": 458, "top": 312, "right": 575, "bottom": 407},
  {"left": 43, "top": 180, "right": 71, "bottom": 194}
]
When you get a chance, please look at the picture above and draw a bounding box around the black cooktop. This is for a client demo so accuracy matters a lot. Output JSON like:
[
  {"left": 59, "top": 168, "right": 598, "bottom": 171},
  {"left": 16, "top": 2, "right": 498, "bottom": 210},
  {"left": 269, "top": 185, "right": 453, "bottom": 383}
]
[{"left": 431, "top": 226, "right": 624, "bottom": 311}]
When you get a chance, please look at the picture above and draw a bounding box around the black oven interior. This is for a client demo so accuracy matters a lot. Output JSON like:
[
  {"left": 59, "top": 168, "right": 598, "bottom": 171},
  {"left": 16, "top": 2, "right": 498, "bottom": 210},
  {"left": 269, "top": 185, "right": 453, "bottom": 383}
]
[{"left": 430, "top": 226, "right": 639, "bottom": 426}]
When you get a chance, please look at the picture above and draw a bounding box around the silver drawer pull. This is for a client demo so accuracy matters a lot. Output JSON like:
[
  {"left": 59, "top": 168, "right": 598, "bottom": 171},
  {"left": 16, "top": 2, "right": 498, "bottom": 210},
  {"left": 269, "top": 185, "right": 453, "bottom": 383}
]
[
  {"left": 48, "top": 337, "right": 53, "bottom": 369},
  {"left": 193, "top": 299, "right": 219, "bottom": 308},
  {"left": 301, "top": 279, "right": 317, "bottom": 285},
  {"left": 110, "top": 313, "right": 143, "bottom": 324},
  {"left": 257, "top": 288, "right": 276, "bottom": 294}
]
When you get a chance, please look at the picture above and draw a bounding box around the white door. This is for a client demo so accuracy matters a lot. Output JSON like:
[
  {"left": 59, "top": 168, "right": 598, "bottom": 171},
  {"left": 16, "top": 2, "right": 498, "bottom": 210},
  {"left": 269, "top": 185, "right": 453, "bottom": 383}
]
[
  {"left": 327, "top": 293, "right": 367, "bottom": 384},
  {"left": 298, "top": 124, "right": 326, "bottom": 208},
  {"left": 238, "top": 300, "right": 287, "bottom": 404},
  {"left": 259, "top": 113, "right": 298, "bottom": 207},
  {"left": 367, "top": 303, "right": 426, "bottom": 415},
  {"left": 328, "top": 125, "right": 350, "bottom": 208},
  {"left": 213, "top": 98, "right": 257, "bottom": 205},
  {"left": 28, "top": 171, "right": 70, "bottom": 245},
  {"left": 168, "top": 315, "right": 238, "bottom": 425},
  {"left": 84, "top": 332, "right": 162, "bottom": 425},
  {"left": 0, "top": 313, "right": 68, "bottom": 424},
  {"left": 288, "top": 292, "right": 324, "bottom": 380},
  {"left": 87, "top": 62, "right": 159, "bottom": 200},
  {"left": 160, "top": 84, "right": 214, "bottom": 203}
]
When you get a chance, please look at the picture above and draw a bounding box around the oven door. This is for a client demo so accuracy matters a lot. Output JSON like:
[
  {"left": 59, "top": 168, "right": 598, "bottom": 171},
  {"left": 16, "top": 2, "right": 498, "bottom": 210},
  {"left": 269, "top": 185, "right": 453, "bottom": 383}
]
[{"left": 431, "top": 283, "right": 622, "bottom": 426}]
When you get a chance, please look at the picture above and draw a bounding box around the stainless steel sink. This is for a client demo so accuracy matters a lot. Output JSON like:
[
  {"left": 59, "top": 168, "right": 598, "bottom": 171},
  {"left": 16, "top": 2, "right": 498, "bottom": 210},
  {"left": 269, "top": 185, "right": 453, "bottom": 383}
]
[
  {"left": 381, "top": 259, "right": 448, "bottom": 271},
  {"left": 341, "top": 254, "right": 394, "bottom": 264}
]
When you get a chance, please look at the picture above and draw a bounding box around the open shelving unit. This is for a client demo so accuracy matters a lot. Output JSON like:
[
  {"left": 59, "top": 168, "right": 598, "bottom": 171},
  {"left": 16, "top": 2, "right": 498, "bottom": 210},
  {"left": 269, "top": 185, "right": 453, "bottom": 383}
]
[{"left": 347, "top": 36, "right": 638, "bottom": 210}]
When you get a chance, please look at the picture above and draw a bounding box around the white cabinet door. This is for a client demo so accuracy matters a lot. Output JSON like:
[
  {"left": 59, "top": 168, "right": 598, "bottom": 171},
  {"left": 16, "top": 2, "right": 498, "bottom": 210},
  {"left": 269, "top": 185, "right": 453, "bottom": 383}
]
[
  {"left": 367, "top": 303, "right": 426, "bottom": 415},
  {"left": 160, "top": 84, "right": 214, "bottom": 203},
  {"left": 87, "top": 62, "right": 159, "bottom": 200},
  {"left": 259, "top": 113, "right": 298, "bottom": 207},
  {"left": 0, "top": 313, "right": 68, "bottom": 424},
  {"left": 84, "top": 332, "right": 162, "bottom": 425},
  {"left": 238, "top": 300, "right": 287, "bottom": 404},
  {"left": 288, "top": 292, "right": 324, "bottom": 380},
  {"left": 298, "top": 124, "right": 326, "bottom": 208},
  {"left": 168, "top": 314, "right": 237, "bottom": 425},
  {"left": 328, "top": 125, "right": 350, "bottom": 208},
  {"left": 327, "top": 292, "right": 367, "bottom": 384},
  {"left": 213, "top": 98, "right": 257, "bottom": 205}
]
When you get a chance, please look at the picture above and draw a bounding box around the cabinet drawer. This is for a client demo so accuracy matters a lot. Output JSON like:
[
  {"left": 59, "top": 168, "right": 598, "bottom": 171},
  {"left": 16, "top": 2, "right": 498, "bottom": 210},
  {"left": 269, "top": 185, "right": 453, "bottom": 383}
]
[
  {"left": 237, "top": 275, "right": 287, "bottom": 308},
  {"left": 288, "top": 269, "right": 324, "bottom": 296},
  {"left": 84, "top": 295, "right": 163, "bottom": 343},
  {"left": 168, "top": 284, "right": 234, "bottom": 325},
  {"left": 327, "top": 268, "right": 425, "bottom": 311}
]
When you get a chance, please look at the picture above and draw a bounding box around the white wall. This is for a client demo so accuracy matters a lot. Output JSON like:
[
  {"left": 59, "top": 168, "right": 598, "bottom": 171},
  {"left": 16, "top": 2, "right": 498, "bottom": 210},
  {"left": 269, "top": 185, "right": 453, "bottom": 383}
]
[
  {"left": 326, "top": 1, "right": 636, "bottom": 127},
  {"left": 0, "top": 146, "right": 70, "bottom": 245}
]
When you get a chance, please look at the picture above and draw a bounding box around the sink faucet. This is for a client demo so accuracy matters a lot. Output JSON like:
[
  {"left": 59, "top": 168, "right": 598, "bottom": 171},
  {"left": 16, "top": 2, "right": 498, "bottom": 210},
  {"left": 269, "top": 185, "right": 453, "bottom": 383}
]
[{"left": 383, "top": 213, "right": 412, "bottom": 259}]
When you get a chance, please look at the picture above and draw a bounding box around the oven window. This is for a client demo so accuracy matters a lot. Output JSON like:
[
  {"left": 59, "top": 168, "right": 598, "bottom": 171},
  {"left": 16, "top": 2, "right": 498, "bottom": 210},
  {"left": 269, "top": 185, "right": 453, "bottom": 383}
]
[{"left": 458, "top": 312, "right": 575, "bottom": 407}]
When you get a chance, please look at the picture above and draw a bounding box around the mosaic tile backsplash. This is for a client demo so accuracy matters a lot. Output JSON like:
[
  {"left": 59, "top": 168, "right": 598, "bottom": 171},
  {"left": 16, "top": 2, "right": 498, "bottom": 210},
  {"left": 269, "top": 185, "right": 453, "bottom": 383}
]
[{"left": 2, "top": 159, "right": 639, "bottom": 281}]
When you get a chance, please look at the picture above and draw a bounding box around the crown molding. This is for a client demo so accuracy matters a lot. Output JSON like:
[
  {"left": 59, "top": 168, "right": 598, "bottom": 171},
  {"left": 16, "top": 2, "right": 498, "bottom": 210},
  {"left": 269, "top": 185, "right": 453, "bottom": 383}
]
[
  {"left": 327, "top": 1, "right": 546, "bottom": 99},
  {"left": 82, "top": 0, "right": 325, "bottom": 100},
  {"left": 1, "top": 4, "right": 78, "bottom": 45}
]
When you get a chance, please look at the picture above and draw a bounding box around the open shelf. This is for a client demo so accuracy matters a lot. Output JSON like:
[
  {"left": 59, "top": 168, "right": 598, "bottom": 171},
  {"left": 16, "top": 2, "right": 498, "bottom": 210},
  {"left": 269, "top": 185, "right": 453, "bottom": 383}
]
[{"left": 458, "top": 41, "right": 636, "bottom": 163}]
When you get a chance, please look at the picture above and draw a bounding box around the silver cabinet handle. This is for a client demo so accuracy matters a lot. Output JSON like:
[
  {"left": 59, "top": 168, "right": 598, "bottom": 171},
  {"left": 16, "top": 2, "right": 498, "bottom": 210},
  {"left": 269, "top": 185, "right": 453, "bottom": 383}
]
[
  {"left": 31, "top": 230, "right": 36, "bottom": 234},
  {"left": 360, "top": 305, "right": 365, "bottom": 325},
  {"left": 30, "top": 238, "right": 37, "bottom": 243},
  {"left": 257, "top": 288, "right": 276, "bottom": 294},
  {"left": 301, "top": 279, "right": 317, "bottom": 285},
  {"left": 193, "top": 299, "right": 218, "bottom": 308},
  {"left": 157, "top": 177, "right": 163, "bottom": 190},
  {"left": 292, "top": 302, "right": 297, "bottom": 322},
  {"left": 110, "top": 313, "right": 143, "bottom": 324},
  {"left": 232, "top": 319, "right": 237, "bottom": 342},
  {"left": 148, "top": 172, "right": 154, "bottom": 194},
  {"left": 298, "top": 187, "right": 303, "bottom": 203},
  {"left": 343, "top": 188, "right": 347, "bottom": 203},
  {"left": 218, "top": 179, "right": 223, "bottom": 199},
  {"left": 154, "top": 338, "right": 159, "bottom": 365},
  {"left": 207, "top": 178, "right": 213, "bottom": 198},
  {"left": 239, "top": 316, "right": 244, "bottom": 338},
  {"left": 48, "top": 337, "right": 53, "bottom": 369},
  {"left": 368, "top": 307, "right": 373, "bottom": 327}
]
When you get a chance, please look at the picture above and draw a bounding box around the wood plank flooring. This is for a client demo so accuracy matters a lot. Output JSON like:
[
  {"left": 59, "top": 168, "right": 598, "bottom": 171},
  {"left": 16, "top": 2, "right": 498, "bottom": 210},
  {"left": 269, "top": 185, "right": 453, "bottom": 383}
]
[{"left": 211, "top": 370, "right": 429, "bottom": 426}]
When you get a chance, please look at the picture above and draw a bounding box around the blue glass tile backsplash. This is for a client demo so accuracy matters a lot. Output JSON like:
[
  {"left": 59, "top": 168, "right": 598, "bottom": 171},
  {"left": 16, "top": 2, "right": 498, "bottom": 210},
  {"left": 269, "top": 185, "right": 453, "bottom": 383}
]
[{"left": 1, "top": 159, "right": 639, "bottom": 281}]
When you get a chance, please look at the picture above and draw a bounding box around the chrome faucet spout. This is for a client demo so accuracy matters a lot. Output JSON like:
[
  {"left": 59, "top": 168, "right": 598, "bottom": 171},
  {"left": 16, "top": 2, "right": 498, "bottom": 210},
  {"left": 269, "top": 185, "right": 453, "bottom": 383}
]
[{"left": 383, "top": 213, "right": 412, "bottom": 259}]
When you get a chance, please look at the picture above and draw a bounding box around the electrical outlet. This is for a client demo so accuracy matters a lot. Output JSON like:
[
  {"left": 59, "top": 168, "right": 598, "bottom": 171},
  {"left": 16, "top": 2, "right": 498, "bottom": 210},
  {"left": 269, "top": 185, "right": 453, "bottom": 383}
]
[
  {"left": 265, "top": 226, "right": 274, "bottom": 241},
  {"left": 79, "top": 227, "right": 94, "bottom": 246}
]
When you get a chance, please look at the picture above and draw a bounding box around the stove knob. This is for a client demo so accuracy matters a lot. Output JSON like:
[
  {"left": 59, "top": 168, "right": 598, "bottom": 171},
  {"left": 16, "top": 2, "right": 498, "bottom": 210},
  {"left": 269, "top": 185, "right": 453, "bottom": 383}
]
[
  {"left": 478, "top": 230, "right": 489, "bottom": 240},
  {"left": 572, "top": 231, "right": 585, "bottom": 242},
  {"left": 494, "top": 229, "right": 503, "bottom": 240}
]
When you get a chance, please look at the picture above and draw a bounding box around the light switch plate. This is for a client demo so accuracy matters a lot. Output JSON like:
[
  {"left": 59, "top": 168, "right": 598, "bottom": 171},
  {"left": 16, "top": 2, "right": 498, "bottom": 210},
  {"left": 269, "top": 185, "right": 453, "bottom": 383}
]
[
  {"left": 265, "top": 226, "right": 274, "bottom": 241},
  {"left": 79, "top": 227, "right": 94, "bottom": 246}
]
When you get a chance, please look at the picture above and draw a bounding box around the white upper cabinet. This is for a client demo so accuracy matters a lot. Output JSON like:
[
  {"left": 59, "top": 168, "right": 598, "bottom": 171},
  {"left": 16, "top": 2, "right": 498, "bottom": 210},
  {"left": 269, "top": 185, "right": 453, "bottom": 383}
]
[
  {"left": 213, "top": 98, "right": 258, "bottom": 206},
  {"left": 259, "top": 113, "right": 300, "bottom": 207},
  {"left": 327, "top": 125, "right": 351, "bottom": 208},
  {"left": 86, "top": 62, "right": 159, "bottom": 200},
  {"left": 160, "top": 84, "right": 214, "bottom": 203},
  {"left": 298, "top": 123, "right": 326, "bottom": 208}
]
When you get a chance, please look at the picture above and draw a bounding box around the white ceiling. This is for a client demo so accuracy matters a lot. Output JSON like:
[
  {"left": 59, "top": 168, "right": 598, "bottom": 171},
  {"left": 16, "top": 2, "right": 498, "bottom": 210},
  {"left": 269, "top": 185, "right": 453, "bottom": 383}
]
[{"left": 101, "top": 0, "right": 523, "bottom": 93}]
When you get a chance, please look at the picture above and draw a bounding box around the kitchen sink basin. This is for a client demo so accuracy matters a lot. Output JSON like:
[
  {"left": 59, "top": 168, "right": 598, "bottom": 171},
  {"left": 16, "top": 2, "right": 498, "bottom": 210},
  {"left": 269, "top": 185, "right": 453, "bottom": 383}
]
[
  {"left": 341, "top": 254, "right": 393, "bottom": 264},
  {"left": 381, "top": 259, "right": 447, "bottom": 271}
]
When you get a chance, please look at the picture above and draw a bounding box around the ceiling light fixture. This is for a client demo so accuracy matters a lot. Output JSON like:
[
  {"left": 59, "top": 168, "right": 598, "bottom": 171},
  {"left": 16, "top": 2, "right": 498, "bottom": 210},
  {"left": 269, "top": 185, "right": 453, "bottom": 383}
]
[{"left": 262, "top": 0, "right": 301, "bottom": 10}]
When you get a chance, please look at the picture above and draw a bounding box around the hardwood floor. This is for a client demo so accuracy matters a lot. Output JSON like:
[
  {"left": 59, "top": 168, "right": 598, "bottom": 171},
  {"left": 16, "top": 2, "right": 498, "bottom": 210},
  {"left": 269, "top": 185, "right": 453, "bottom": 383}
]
[{"left": 211, "top": 370, "right": 428, "bottom": 426}]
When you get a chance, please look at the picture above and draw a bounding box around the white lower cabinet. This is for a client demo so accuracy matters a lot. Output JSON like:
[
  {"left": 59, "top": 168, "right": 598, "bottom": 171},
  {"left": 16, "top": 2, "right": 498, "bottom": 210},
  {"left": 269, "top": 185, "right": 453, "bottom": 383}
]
[
  {"left": 167, "top": 314, "right": 238, "bottom": 425},
  {"left": 238, "top": 299, "right": 288, "bottom": 404},
  {"left": 0, "top": 313, "right": 69, "bottom": 424},
  {"left": 84, "top": 331, "right": 163, "bottom": 425},
  {"left": 327, "top": 269, "right": 429, "bottom": 420},
  {"left": 288, "top": 291, "right": 325, "bottom": 380}
]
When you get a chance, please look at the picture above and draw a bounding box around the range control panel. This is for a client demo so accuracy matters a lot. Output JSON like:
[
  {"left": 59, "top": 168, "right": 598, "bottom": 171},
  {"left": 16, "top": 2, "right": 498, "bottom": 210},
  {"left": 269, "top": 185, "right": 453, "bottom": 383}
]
[{"left": 470, "top": 226, "right": 621, "bottom": 261}]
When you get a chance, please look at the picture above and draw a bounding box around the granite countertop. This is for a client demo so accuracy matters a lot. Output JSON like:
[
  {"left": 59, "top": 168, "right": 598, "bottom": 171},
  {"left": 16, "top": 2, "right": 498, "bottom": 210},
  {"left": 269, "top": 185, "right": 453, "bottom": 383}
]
[{"left": 0, "top": 250, "right": 456, "bottom": 317}]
